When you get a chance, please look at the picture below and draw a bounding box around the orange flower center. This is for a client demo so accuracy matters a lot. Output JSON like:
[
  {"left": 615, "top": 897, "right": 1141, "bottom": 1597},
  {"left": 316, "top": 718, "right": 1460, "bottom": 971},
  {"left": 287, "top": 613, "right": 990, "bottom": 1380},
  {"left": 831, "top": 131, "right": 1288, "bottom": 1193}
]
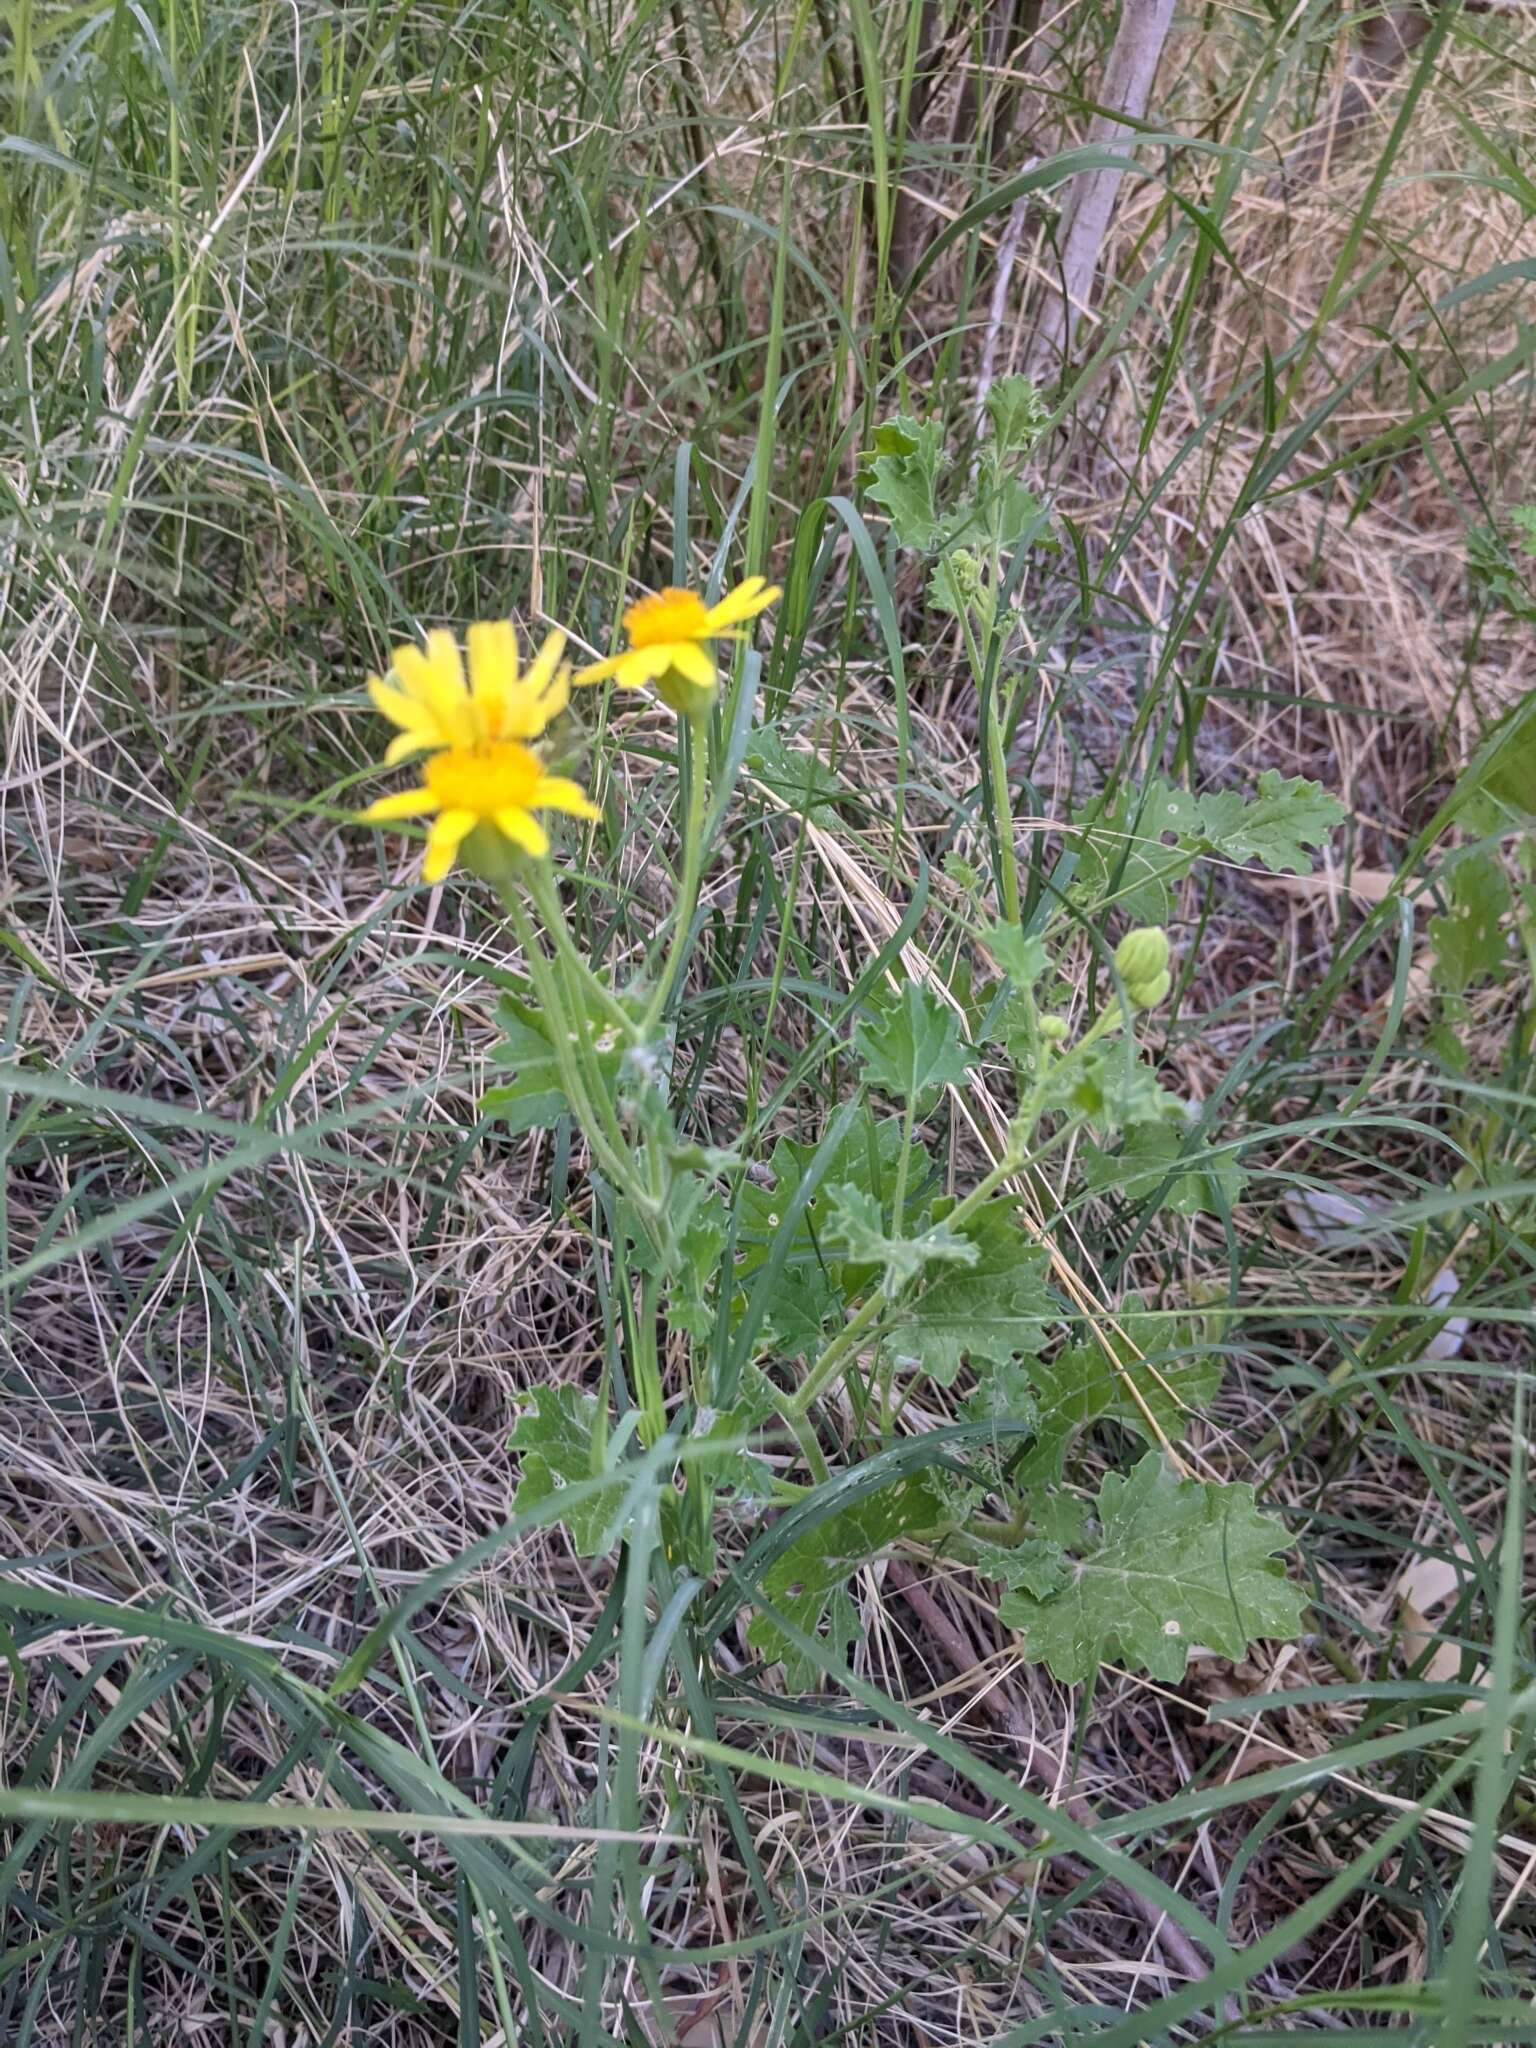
[
  {"left": 425, "top": 741, "right": 543, "bottom": 815},
  {"left": 623, "top": 587, "right": 711, "bottom": 649}
]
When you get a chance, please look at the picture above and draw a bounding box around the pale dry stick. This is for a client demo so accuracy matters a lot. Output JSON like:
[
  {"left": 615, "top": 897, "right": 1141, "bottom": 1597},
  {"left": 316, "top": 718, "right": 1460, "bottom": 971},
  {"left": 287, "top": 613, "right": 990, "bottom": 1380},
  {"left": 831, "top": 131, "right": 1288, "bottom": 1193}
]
[
  {"left": 885, "top": 1559, "right": 1218, "bottom": 1994},
  {"left": 974, "top": 186, "right": 1036, "bottom": 426},
  {"left": 1488, "top": 1838, "right": 1536, "bottom": 1952},
  {"left": 1025, "top": 0, "right": 1176, "bottom": 380}
]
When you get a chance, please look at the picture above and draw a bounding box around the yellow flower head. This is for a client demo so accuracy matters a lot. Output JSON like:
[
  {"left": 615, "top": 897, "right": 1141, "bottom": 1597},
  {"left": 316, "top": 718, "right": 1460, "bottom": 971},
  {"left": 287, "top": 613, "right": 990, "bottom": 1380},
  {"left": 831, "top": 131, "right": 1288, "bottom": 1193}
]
[
  {"left": 574, "top": 575, "right": 780, "bottom": 712},
  {"left": 367, "top": 622, "right": 570, "bottom": 764},
  {"left": 359, "top": 621, "right": 597, "bottom": 883}
]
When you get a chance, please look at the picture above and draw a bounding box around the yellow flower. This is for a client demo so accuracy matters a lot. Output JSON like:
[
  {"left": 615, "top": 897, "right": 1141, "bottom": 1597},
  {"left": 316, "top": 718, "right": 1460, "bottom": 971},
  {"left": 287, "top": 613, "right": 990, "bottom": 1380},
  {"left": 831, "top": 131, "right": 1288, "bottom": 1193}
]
[
  {"left": 574, "top": 576, "right": 780, "bottom": 710},
  {"left": 367, "top": 622, "right": 570, "bottom": 764},
  {"left": 359, "top": 621, "right": 597, "bottom": 882},
  {"left": 361, "top": 742, "right": 599, "bottom": 882}
]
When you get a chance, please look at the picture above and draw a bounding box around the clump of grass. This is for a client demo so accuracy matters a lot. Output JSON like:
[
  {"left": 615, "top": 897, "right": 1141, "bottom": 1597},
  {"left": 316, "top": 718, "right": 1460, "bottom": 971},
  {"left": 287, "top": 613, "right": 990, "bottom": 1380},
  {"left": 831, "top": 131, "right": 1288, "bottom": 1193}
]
[{"left": 2, "top": 1, "right": 1534, "bottom": 2041}]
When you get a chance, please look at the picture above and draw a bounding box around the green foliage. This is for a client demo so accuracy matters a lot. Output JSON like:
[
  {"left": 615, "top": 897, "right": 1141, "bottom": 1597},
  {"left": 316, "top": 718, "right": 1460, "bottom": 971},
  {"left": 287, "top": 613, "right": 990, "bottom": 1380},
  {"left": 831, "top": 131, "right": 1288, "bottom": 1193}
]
[
  {"left": 1000, "top": 1454, "right": 1304, "bottom": 1683},
  {"left": 745, "top": 725, "right": 844, "bottom": 812},
  {"left": 1467, "top": 506, "right": 1536, "bottom": 622},
  {"left": 889, "top": 1202, "right": 1055, "bottom": 1385},
  {"left": 7, "top": 0, "right": 1524, "bottom": 2025},
  {"left": 853, "top": 980, "right": 975, "bottom": 1114},
  {"left": 864, "top": 414, "right": 946, "bottom": 547},
  {"left": 1167, "top": 771, "right": 1349, "bottom": 876},
  {"left": 1072, "top": 771, "right": 1348, "bottom": 919},
  {"left": 862, "top": 381, "right": 1056, "bottom": 617},
  {"left": 508, "top": 1387, "right": 626, "bottom": 1557},
  {"left": 959, "top": 1351, "right": 1040, "bottom": 1427},
  {"left": 823, "top": 1185, "right": 979, "bottom": 1287},
  {"left": 984, "top": 374, "right": 1052, "bottom": 453},
  {"left": 1015, "top": 1303, "right": 1223, "bottom": 1490},
  {"left": 928, "top": 547, "right": 994, "bottom": 626},
  {"left": 690, "top": 1365, "right": 781, "bottom": 1505},
  {"left": 1083, "top": 1120, "right": 1247, "bottom": 1217},
  {"left": 484, "top": 993, "right": 625, "bottom": 1133},
  {"left": 642, "top": 1175, "right": 730, "bottom": 1339},
  {"left": 968, "top": 1536, "right": 1068, "bottom": 1599},
  {"left": 947, "top": 477, "right": 1052, "bottom": 555},
  {"left": 1070, "top": 783, "right": 1188, "bottom": 923},
  {"left": 1061, "top": 1043, "right": 1185, "bottom": 1132},
  {"left": 747, "top": 1476, "right": 949, "bottom": 1688},
  {"left": 1458, "top": 690, "right": 1536, "bottom": 833},
  {"left": 927, "top": 1357, "right": 1041, "bottom": 1519},
  {"left": 736, "top": 1110, "right": 928, "bottom": 1353},
  {"left": 982, "top": 921, "right": 1048, "bottom": 988},
  {"left": 1431, "top": 851, "right": 1512, "bottom": 994}
]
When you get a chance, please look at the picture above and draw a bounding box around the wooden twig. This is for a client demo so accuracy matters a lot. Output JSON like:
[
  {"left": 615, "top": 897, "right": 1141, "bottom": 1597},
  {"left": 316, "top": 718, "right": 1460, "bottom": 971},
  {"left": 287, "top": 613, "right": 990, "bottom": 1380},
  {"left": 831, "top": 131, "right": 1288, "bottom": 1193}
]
[
  {"left": 975, "top": 188, "right": 1033, "bottom": 422},
  {"left": 1025, "top": 0, "right": 1176, "bottom": 379}
]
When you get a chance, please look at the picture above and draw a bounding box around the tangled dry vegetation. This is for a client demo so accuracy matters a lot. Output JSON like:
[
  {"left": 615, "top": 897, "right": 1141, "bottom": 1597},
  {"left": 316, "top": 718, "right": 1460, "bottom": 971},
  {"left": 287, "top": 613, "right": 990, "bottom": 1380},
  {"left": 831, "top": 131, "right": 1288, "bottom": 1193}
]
[{"left": 2, "top": 1, "right": 1534, "bottom": 2040}]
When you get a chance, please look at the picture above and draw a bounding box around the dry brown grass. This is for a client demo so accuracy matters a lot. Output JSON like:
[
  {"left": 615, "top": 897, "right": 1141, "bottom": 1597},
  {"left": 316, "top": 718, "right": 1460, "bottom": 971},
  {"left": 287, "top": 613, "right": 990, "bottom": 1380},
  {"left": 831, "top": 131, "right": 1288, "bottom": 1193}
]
[{"left": 2, "top": 1, "right": 1534, "bottom": 2037}]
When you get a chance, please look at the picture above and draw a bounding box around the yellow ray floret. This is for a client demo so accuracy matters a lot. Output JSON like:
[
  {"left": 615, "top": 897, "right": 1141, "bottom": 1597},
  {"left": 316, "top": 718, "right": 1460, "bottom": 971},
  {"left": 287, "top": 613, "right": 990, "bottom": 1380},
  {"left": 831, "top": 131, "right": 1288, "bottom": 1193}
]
[
  {"left": 367, "top": 623, "right": 570, "bottom": 764},
  {"left": 359, "top": 739, "right": 599, "bottom": 883},
  {"left": 574, "top": 576, "right": 780, "bottom": 703}
]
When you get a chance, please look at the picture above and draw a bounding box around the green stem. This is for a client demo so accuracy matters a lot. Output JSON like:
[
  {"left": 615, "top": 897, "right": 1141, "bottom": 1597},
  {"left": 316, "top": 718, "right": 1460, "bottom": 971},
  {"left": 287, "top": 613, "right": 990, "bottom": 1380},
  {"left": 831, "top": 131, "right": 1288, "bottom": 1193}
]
[
  {"left": 642, "top": 710, "right": 710, "bottom": 1035},
  {"left": 631, "top": 1269, "right": 668, "bottom": 1448},
  {"left": 502, "top": 891, "right": 643, "bottom": 1208},
  {"left": 782, "top": 1289, "right": 889, "bottom": 1423},
  {"left": 957, "top": 594, "right": 1019, "bottom": 929},
  {"left": 786, "top": 1408, "right": 832, "bottom": 1486},
  {"left": 889, "top": 1092, "right": 916, "bottom": 1242},
  {"left": 523, "top": 863, "right": 634, "bottom": 1035}
]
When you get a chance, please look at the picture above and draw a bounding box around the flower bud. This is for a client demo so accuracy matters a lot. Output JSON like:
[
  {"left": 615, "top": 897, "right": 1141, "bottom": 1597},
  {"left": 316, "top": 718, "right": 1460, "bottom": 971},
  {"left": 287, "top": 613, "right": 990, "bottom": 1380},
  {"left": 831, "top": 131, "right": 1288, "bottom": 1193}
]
[
  {"left": 656, "top": 665, "right": 719, "bottom": 718},
  {"left": 1038, "top": 1014, "right": 1069, "bottom": 1042},
  {"left": 1114, "top": 926, "right": 1170, "bottom": 988},
  {"left": 1128, "top": 967, "right": 1170, "bottom": 1010}
]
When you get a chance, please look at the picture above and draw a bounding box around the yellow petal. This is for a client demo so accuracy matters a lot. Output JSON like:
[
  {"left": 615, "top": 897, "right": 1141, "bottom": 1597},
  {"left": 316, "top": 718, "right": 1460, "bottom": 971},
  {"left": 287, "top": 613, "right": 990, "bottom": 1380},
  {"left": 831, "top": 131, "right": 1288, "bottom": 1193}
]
[
  {"left": 703, "top": 576, "right": 781, "bottom": 632},
  {"left": 466, "top": 619, "right": 518, "bottom": 740},
  {"left": 573, "top": 651, "right": 627, "bottom": 686},
  {"left": 505, "top": 636, "right": 571, "bottom": 739},
  {"left": 665, "top": 640, "right": 716, "bottom": 689},
  {"left": 533, "top": 775, "right": 600, "bottom": 821},
  {"left": 368, "top": 674, "right": 434, "bottom": 733},
  {"left": 423, "top": 628, "right": 465, "bottom": 688},
  {"left": 384, "top": 730, "right": 432, "bottom": 765},
  {"left": 531, "top": 662, "right": 572, "bottom": 733},
  {"left": 422, "top": 808, "right": 478, "bottom": 882},
  {"left": 616, "top": 647, "right": 671, "bottom": 689},
  {"left": 467, "top": 619, "right": 519, "bottom": 696},
  {"left": 523, "top": 628, "right": 567, "bottom": 693},
  {"left": 392, "top": 633, "right": 474, "bottom": 746},
  {"left": 495, "top": 807, "right": 551, "bottom": 857},
  {"left": 359, "top": 786, "right": 437, "bottom": 822}
]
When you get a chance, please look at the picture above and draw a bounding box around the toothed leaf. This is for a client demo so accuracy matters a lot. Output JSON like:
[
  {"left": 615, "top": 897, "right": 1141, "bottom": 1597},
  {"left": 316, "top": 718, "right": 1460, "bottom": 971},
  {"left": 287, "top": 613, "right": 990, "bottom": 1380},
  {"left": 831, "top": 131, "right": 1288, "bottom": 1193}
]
[
  {"left": 748, "top": 1476, "right": 950, "bottom": 1689},
  {"left": 824, "top": 1184, "right": 979, "bottom": 1289},
  {"left": 1001, "top": 1453, "right": 1304, "bottom": 1683},
  {"left": 890, "top": 1202, "right": 1054, "bottom": 1386},
  {"left": 509, "top": 1386, "right": 626, "bottom": 1558},
  {"left": 854, "top": 981, "right": 975, "bottom": 1115}
]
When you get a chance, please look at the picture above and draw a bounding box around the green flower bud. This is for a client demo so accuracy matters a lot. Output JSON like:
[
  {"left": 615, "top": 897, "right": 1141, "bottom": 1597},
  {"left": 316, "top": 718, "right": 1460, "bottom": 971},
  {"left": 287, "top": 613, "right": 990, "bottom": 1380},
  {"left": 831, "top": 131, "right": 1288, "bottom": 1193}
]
[
  {"left": 656, "top": 665, "right": 719, "bottom": 718},
  {"left": 1128, "top": 967, "right": 1171, "bottom": 1010},
  {"left": 1114, "top": 926, "right": 1170, "bottom": 987},
  {"left": 1038, "top": 1013, "right": 1069, "bottom": 1042}
]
